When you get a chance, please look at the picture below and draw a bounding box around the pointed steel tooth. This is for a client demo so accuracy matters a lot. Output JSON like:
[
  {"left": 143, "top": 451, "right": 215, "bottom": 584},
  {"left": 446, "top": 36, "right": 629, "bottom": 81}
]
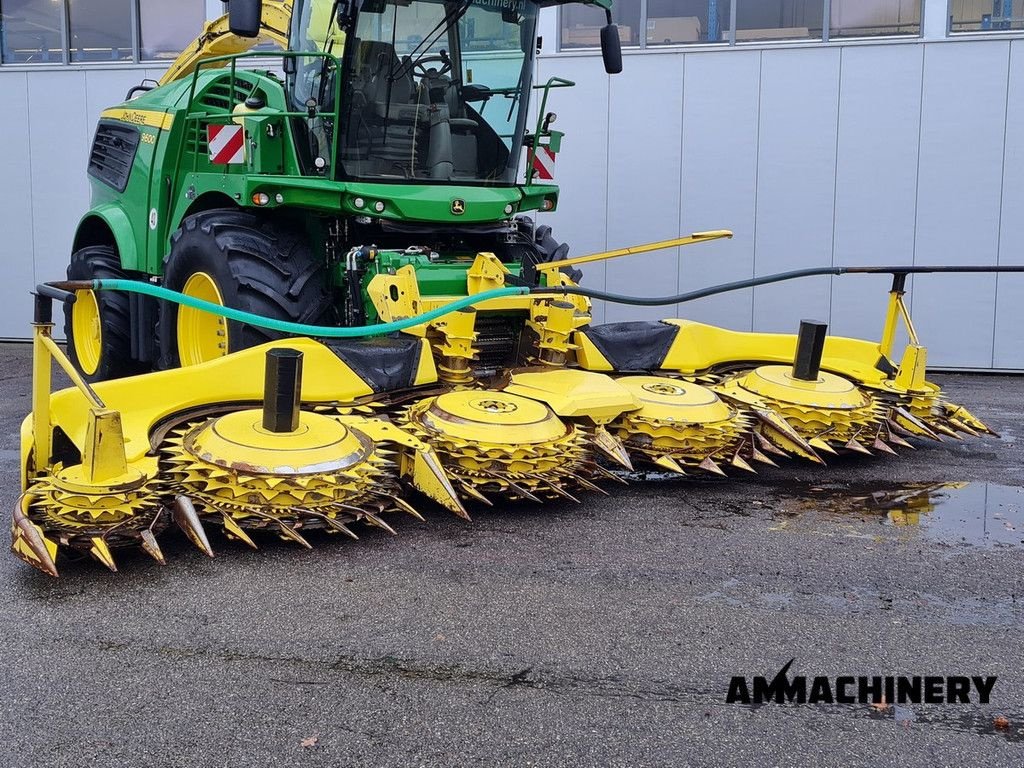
[
  {"left": 417, "top": 450, "right": 471, "bottom": 520},
  {"left": 730, "top": 451, "right": 757, "bottom": 474},
  {"left": 249, "top": 510, "right": 315, "bottom": 549},
  {"left": 362, "top": 511, "right": 398, "bottom": 536},
  {"left": 749, "top": 441, "right": 778, "bottom": 467},
  {"left": 11, "top": 495, "right": 59, "bottom": 578},
  {"left": 892, "top": 406, "right": 941, "bottom": 441},
  {"left": 89, "top": 537, "right": 118, "bottom": 573},
  {"left": 533, "top": 476, "right": 580, "bottom": 504},
  {"left": 591, "top": 427, "right": 634, "bottom": 470},
  {"left": 572, "top": 474, "right": 610, "bottom": 495},
  {"left": 931, "top": 420, "right": 963, "bottom": 440},
  {"left": 502, "top": 477, "right": 543, "bottom": 503},
  {"left": 172, "top": 496, "right": 215, "bottom": 558},
  {"left": 459, "top": 482, "right": 494, "bottom": 506},
  {"left": 334, "top": 501, "right": 375, "bottom": 518},
  {"left": 844, "top": 436, "right": 873, "bottom": 456},
  {"left": 872, "top": 437, "right": 898, "bottom": 456},
  {"left": 653, "top": 455, "right": 687, "bottom": 475},
  {"left": 697, "top": 457, "right": 727, "bottom": 477},
  {"left": 278, "top": 520, "right": 314, "bottom": 549},
  {"left": 140, "top": 530, "right": 167, "bottom": 565},
  {"left": 753, "top": 409, "right": 801, "bottom": 442},
  {"left": 885, "top": 429, "right": 914, "bottom": 450},
  {"left": 808, "top": 437, "right": 839, "bottom": 455},
  {"left": 587, "top": 463, "right": 629, "bottom": 485},
  {"left": 754, "top": 431, "right": 789, "bottom": 457},
  {"left": 754, "top": 410, "right": 823, "bottom": 464},
  {"left": 374, "top": 493, "right": 426, "bottom": 521},
  {"left": 947, "top": 419, "right": 980, "bottom": 437},
  {"left": 887, "top": 418, "right": 917, "bottom": 439},
  {"left": 221, "top": 513, "right": 259, "bottom": 550},
  {"left": 328, "top": 520, "right": 360, "bottom": 540},
  {"left": 944, "top": 404, "right": 999, "bottom": 437},
  {"left": 304, "top": 509, "right": 360, "bottom": 540}
]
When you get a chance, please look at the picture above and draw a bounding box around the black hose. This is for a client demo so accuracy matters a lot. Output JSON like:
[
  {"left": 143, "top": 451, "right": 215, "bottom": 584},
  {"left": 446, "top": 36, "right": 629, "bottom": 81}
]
[{"left": 531, "top": 265, "right": 1024, "bottom": 307}]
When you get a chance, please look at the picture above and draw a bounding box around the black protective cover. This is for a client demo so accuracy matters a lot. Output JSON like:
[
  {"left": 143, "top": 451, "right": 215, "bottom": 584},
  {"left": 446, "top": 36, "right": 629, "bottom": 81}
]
[
  {"left": 582, "top": 321, "right": 680, "bottom": 372},
  {"left": 326, "top": 336, "right": 423, "bottom": 393}
]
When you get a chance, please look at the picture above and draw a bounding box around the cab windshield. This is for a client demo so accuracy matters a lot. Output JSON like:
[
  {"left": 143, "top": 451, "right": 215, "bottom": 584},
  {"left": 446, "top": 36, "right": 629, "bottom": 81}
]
[{"left": 290, "top": 0, "right": 539, "bottom": 185}]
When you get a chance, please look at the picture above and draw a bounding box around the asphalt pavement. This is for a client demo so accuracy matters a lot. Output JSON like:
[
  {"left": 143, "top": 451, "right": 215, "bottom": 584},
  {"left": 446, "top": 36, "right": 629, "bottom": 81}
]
[{"left": 1, "top": 341, "right": 1022, "bottom": 767}]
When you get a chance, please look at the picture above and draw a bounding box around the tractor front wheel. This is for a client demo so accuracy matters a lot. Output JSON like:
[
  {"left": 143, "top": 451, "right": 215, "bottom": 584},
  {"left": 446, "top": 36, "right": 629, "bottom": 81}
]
[
  {"left": 65, "top": 245, "right": 145, "bottom": 382},
  {"left": 159, "top": 210, "right": 335, "bottom": 369}
]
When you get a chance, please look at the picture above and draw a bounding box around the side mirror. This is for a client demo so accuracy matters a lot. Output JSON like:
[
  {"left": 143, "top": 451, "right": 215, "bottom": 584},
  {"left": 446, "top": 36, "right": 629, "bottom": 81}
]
[
  {"left": 335, "top": 0, "right": 356, "bottom": 28},
  {"left": 228, "top": 0, "right": 263, "bottom": 38},
  {"left": 462, "top": 84, "right": 492, "bottom": 103},
  {"left": 600, "top": 24, "right": 622, "bottom": 74}
]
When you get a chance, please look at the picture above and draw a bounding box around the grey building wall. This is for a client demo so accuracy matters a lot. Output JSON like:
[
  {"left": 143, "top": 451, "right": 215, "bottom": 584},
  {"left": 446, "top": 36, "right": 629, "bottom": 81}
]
[
  {"left": 0, "top": 3, "right": 1021, "bottom": 371},
  {"left": 0, "top": 65, "right": 173, "bottom": 338},
  {"left": 533, "top": 36, "right": 1024, "bottom": 370}
]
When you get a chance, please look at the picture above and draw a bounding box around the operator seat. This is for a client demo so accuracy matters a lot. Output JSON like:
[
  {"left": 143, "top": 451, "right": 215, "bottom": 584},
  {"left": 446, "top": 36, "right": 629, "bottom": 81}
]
[
  {"left": 349, "top": 40, "right": 425, "bottom": 176},
  {"left": 417, "top": 65, "right": 479, "bottom": 178},
  {"left": 358, "top": 41, "right": 417, "bottom": 118}
]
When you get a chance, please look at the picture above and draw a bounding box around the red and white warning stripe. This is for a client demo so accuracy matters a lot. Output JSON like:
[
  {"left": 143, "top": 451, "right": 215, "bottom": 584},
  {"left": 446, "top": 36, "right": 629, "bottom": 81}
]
[
  {"left": 532, "top": 146, "right": 556, "bottom": 181},
  {"left": 208, "top": 124, "right": 246, "bottom": 165}
]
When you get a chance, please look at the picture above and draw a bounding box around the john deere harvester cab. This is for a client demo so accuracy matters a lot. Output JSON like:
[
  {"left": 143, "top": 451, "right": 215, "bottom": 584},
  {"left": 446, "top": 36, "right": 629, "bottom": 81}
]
[{"left": 65, "top": 0, "right": 622, "bottom": 381}]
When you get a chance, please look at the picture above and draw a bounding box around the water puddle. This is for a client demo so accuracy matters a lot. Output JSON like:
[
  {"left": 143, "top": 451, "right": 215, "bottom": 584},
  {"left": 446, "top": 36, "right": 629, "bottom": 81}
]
[
  {"left": 866, "top": 703, "right": 1024, "bottom": 742},
  {"left": 773, "top": 481, "right": 1024, "bottom": 548}
]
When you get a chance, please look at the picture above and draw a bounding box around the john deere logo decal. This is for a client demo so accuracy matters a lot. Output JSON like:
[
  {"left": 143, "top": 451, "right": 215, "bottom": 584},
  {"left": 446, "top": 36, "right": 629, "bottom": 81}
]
[{"left": 451, "top": 199, "right": 466, "bottom": 216}]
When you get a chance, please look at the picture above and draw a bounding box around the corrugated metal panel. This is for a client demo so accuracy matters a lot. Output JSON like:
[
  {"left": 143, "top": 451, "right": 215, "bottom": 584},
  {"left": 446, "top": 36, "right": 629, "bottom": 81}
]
[
  {"left": 28, "top": 71, "right": 91, "bottom": 335},
  {"left": 830, "top": 44, "right": 923, "bottom": 350},
  {"left": 536, "top": 56, "right": 611, "bottom": 323},
  {"left": 914, "top": 41, "right": 1009, "bottom": 368},
  {"left": 752, "top": 47, "right": 840, "bottom": 335},
  {"left": 605, "top": 54, "right": 684, "bottom": 323},
  {"left": 0, "top": 73, "right": 37, "bottom": 338},
  {"left": 994, "top": 39, "right": 1024, "bottom": 369},
  {"left": 679, "top": 50, "right": 761, "bottom": 332}
]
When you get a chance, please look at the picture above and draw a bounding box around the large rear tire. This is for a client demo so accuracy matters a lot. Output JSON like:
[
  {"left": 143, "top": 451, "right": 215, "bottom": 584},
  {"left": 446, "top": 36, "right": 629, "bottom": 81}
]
[
  {"left": 159, "top": 210, "right": 335, "bottom": 369},
  {"left": 65, "top": 245, "right": 146, "bottom": 382}
]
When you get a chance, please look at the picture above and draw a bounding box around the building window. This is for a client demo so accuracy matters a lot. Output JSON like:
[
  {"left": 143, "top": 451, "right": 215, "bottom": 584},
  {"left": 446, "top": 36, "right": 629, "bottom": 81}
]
[
  {"left": 139, "top": 0, "right": 205, "bottom": 61},
  {"left": 561, "top": 0, "right": 641, "bottom": 49},
  {"left": 734, "top": 0, "right": 824, "bottom": 41},
  {"left": 69, "top": 0, "right": 133, "bottom": 62},
  {"left": 950, "top": 0, "right": 1024, "bottom": 32},
  {"left": 558, "top": 0, "right": 926, "bottom": 50},
  {"left": 0, "top": 0, "right": 64, "bottom": 63},
  {"left": 0, "top": 0, "right": 206, "bottom": 65},
  {"left": 647, "top": 0, "right": 731, "bottom": 45},
  {"left": 831, "top": 0, "right": 921, "bottom": 37}
]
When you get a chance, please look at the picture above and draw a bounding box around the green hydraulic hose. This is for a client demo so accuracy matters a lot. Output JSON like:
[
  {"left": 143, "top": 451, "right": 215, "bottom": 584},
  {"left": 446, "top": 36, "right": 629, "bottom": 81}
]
[{"left": 92, "top": 279, "right": 529, "bottom": 339}]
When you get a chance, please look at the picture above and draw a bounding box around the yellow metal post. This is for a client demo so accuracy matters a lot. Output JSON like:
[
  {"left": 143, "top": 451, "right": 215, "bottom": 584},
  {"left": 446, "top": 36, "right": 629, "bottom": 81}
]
[
  {"left": 31, "top": 307, "right": 53, "bottom": 476},
  {"left": 894, "top": 344, "right": 928, "bottom": 391},
  {"left": 534, "top": 231, "right": 734, "bottom": 276},
  {"left": 81, "top": 409, "right": 130, "bottom": 483},
  {"left": 878, "top": 291, "right": 902, "bottom": 360}
]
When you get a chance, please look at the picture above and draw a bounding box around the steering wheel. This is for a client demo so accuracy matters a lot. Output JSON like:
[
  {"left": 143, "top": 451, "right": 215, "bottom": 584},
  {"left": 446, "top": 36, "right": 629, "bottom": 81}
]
[{"left": 412, "top": 54, "right": 453, "bottom": 79}]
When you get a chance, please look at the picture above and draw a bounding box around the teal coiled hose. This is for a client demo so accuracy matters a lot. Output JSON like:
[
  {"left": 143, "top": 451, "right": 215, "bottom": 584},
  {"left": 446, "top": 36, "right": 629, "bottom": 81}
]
[{"left": 93, "top": 279, "right": 530, "bottom": 339}]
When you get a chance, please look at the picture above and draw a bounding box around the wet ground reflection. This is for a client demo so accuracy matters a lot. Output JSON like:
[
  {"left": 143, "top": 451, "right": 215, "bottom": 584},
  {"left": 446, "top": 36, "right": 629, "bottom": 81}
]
[{"left": 774, "top": 481, "right": 1023, "bottom": 548}]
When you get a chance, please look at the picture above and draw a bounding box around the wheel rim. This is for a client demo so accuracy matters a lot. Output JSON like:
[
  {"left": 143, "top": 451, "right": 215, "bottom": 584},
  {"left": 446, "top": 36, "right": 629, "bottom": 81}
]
[
  {"left": 177, "top": 272, "right": 229, "bottom": 367},
  {"left": 71, "top": 289, "right": 103, "bottom": 376}
]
